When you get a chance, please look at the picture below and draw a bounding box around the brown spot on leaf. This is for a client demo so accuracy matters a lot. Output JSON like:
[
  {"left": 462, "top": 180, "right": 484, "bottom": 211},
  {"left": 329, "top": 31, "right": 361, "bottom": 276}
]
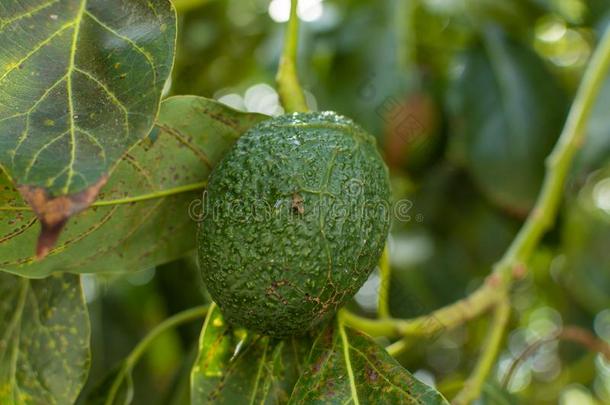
[
  {"left": 292, "top": 193, "right": 304, "bottom": 215},
  {"left": 198, "top": 106, "right": 240, "bottom": 129},
  {"left": 366, "top": 365, "right": 379, "bottom": 383},
  {"left": 18, "top": 175, "right": 107, "bottom": 259},
  {"left": 312, "top": 354, "right": 325, "bottom": 373}
]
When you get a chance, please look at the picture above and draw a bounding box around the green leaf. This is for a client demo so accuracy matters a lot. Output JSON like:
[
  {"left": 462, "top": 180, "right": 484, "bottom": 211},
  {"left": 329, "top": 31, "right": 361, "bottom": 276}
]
[
  {"left": 0, "top": 0, "right": 176, "bottom": 255},
  {"left": 288, "top": 320, "right": 449, "bottom": 405},
  {"left": 191, "top": 304, "right": 312, "bottom": 404},
  {"left": 447, "top": 27, "right": 567, "bottom": 215},
  {"left": 0, "top": 96, "right": 267, "bottom": 278},
  {"left": 0, "top": 272, "right": 90, "bottom": 404}
]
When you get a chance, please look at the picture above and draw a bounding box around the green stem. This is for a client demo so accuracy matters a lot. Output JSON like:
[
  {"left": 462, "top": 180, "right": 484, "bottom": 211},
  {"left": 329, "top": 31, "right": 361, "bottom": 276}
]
[
  {"left": 344, "top": 25, "right": 610, "bottom": 344},
  {"left": 496, "top": 24, "right": 610, "bottom": 276},
  {"left": 377, "top": 245, "right": 391, "bottom": 318},
  {"left": 0, "top": 181, "right": 207, "bottom": 211},
  {"left": 105, "top": 305, "right": 209, "bottom": 405},
  {"left": 452, "top": 297, "right": 510, "bottom": 405},
  {"left": 342, "top": 281, "right": 498, "bottom": 339},
  {"left": 276, "top": 0, "right": 308, "bottom": 113}
]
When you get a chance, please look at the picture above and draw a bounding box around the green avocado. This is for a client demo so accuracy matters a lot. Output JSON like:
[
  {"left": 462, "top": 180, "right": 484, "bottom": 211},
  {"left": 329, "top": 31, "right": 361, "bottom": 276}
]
[{"left": 198, "top": 112, "right": 391, "bottom": 337}]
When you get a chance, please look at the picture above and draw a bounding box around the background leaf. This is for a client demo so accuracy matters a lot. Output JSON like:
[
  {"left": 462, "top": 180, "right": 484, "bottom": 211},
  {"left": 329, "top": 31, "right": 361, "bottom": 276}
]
[
  {"left": 288, "top": 320, "right": 449, "bottom": 405},
  {"left": 191, "top": 304, "right": 312, "bottom": 404},
  {"left": 0, "top": 0, "right": 176, "bottom": 255},
  {"left": 447, "top": 27, "right": 567, "bottom": 215},
  {"left": 0, "top": 272, "right": 90, "bottom": 405},
  {"left": 0, "top": 96, "right": 267, "bottom": 278},
  {"left": 559, "top": 164, "right": 610, "bottom": 313}
]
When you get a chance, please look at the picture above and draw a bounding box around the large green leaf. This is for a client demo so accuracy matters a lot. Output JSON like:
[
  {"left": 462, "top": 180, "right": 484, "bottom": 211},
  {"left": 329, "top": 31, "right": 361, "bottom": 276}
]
[
  {"left": 0, "top": 96, "right": 267, "bottom": 278},
  {"left": 0, "top": 272, "right": 90, "bottom": 404},
  {"left": 288, "top": 320, "right": 449, "bottom": 404},
  {"left": 447, "top": 28, "right": 567, "bottom": 215},
  {"left": 191, "top": 304, "right": 312, "bottom": 404},
  {"left": 0, "top": 0, "right": 176, "bottom": 256}
]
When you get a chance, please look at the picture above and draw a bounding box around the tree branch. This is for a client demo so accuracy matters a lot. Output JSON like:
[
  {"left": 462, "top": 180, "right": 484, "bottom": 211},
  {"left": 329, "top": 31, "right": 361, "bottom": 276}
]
[
  {"left": 343, "top": 23, "right": 610, "bottom": 354},
  {"left": 341, "top": 276, "right": 500, "bottom": 339}
]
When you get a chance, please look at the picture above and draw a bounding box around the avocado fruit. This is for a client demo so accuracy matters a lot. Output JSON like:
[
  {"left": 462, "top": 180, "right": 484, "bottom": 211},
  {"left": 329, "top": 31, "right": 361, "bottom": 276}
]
[{"left": 198, "top": 112, "right": 391, "bottom": 337}]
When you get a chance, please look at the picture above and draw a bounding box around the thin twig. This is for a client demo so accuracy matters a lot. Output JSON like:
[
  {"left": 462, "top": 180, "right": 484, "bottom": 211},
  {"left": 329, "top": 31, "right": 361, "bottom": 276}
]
[{"left": 502, "top": 326, "right": 610, "bottom": 388}]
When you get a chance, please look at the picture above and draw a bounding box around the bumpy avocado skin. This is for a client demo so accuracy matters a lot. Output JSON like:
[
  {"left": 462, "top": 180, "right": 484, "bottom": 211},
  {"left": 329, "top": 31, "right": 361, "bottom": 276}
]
[{"left": 198, "top": 112, "right": 391, "bottom": 337}]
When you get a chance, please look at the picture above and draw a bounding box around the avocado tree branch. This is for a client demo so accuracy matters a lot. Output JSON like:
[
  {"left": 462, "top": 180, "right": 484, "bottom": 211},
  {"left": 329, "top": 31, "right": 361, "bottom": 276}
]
[
  {"left": 342, "top": 278, "right": 500, "bottom": 339},
  {"left": 494, "top": 25, "right": 610, "bottom": 281},
  {"left": 276, "top": 0, "right": 309, "bottom": 113},
  {"left": 446, "top": 26, "right": 610, "bottom": 403},
  {"left": 344, "top": 24, "right": 610, "bottom": 349}
]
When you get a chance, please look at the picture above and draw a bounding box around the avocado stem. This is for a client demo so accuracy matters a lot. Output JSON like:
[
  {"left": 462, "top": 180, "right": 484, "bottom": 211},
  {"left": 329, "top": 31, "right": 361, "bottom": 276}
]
[
  {"left": 377, "top": 245, "right": 391, "bottom": 319},
  {"left": 276, "top": 0, "right": 309, "bottom": 113}
]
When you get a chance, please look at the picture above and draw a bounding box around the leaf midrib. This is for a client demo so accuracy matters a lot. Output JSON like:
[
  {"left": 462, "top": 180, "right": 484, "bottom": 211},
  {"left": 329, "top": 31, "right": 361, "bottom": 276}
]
[
  {"left": 0, "top": 181, "right": 207, "bottom": 212},
  {"left": 64, "top": 0, "right": 88, "bottom": 194},
  {"left": 338, "top": 322, "right": 360, "bottom": 405}
]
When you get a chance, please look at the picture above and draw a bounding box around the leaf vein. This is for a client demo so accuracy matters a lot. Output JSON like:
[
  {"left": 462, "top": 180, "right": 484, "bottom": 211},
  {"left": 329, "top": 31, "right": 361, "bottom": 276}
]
[
  {"left": 0, "top": 217, "right": 37, "bottom": 244},
  {"left": 83, "top": 10, "right": 158, "bottom": 85},
  {"left": 0, "top": 22, "right": 74, "bottom": 83},
  {"left": 76, "top": 126, "right": 107, "bottom": 164},
  {"left": 23, "top": 130, "right": 70, "bottom": 180},
  {"left": 64, "top": 0, "right": 88, "bottom": 194},
  {"left": 0, "top": 0, "right": 61, "bottom": 30},
  {"left": 157, "top": 123, "right": 213, "bottom": 169},
  {"left": 338, "top": 323, "right": 360, "bottom": 405}
]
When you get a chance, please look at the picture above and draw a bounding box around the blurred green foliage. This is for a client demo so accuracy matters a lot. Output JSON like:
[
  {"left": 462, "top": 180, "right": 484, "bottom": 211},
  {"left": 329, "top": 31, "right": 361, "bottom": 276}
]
[{"left": 80, "top": 0, "right": 610, "bottom": 403}]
